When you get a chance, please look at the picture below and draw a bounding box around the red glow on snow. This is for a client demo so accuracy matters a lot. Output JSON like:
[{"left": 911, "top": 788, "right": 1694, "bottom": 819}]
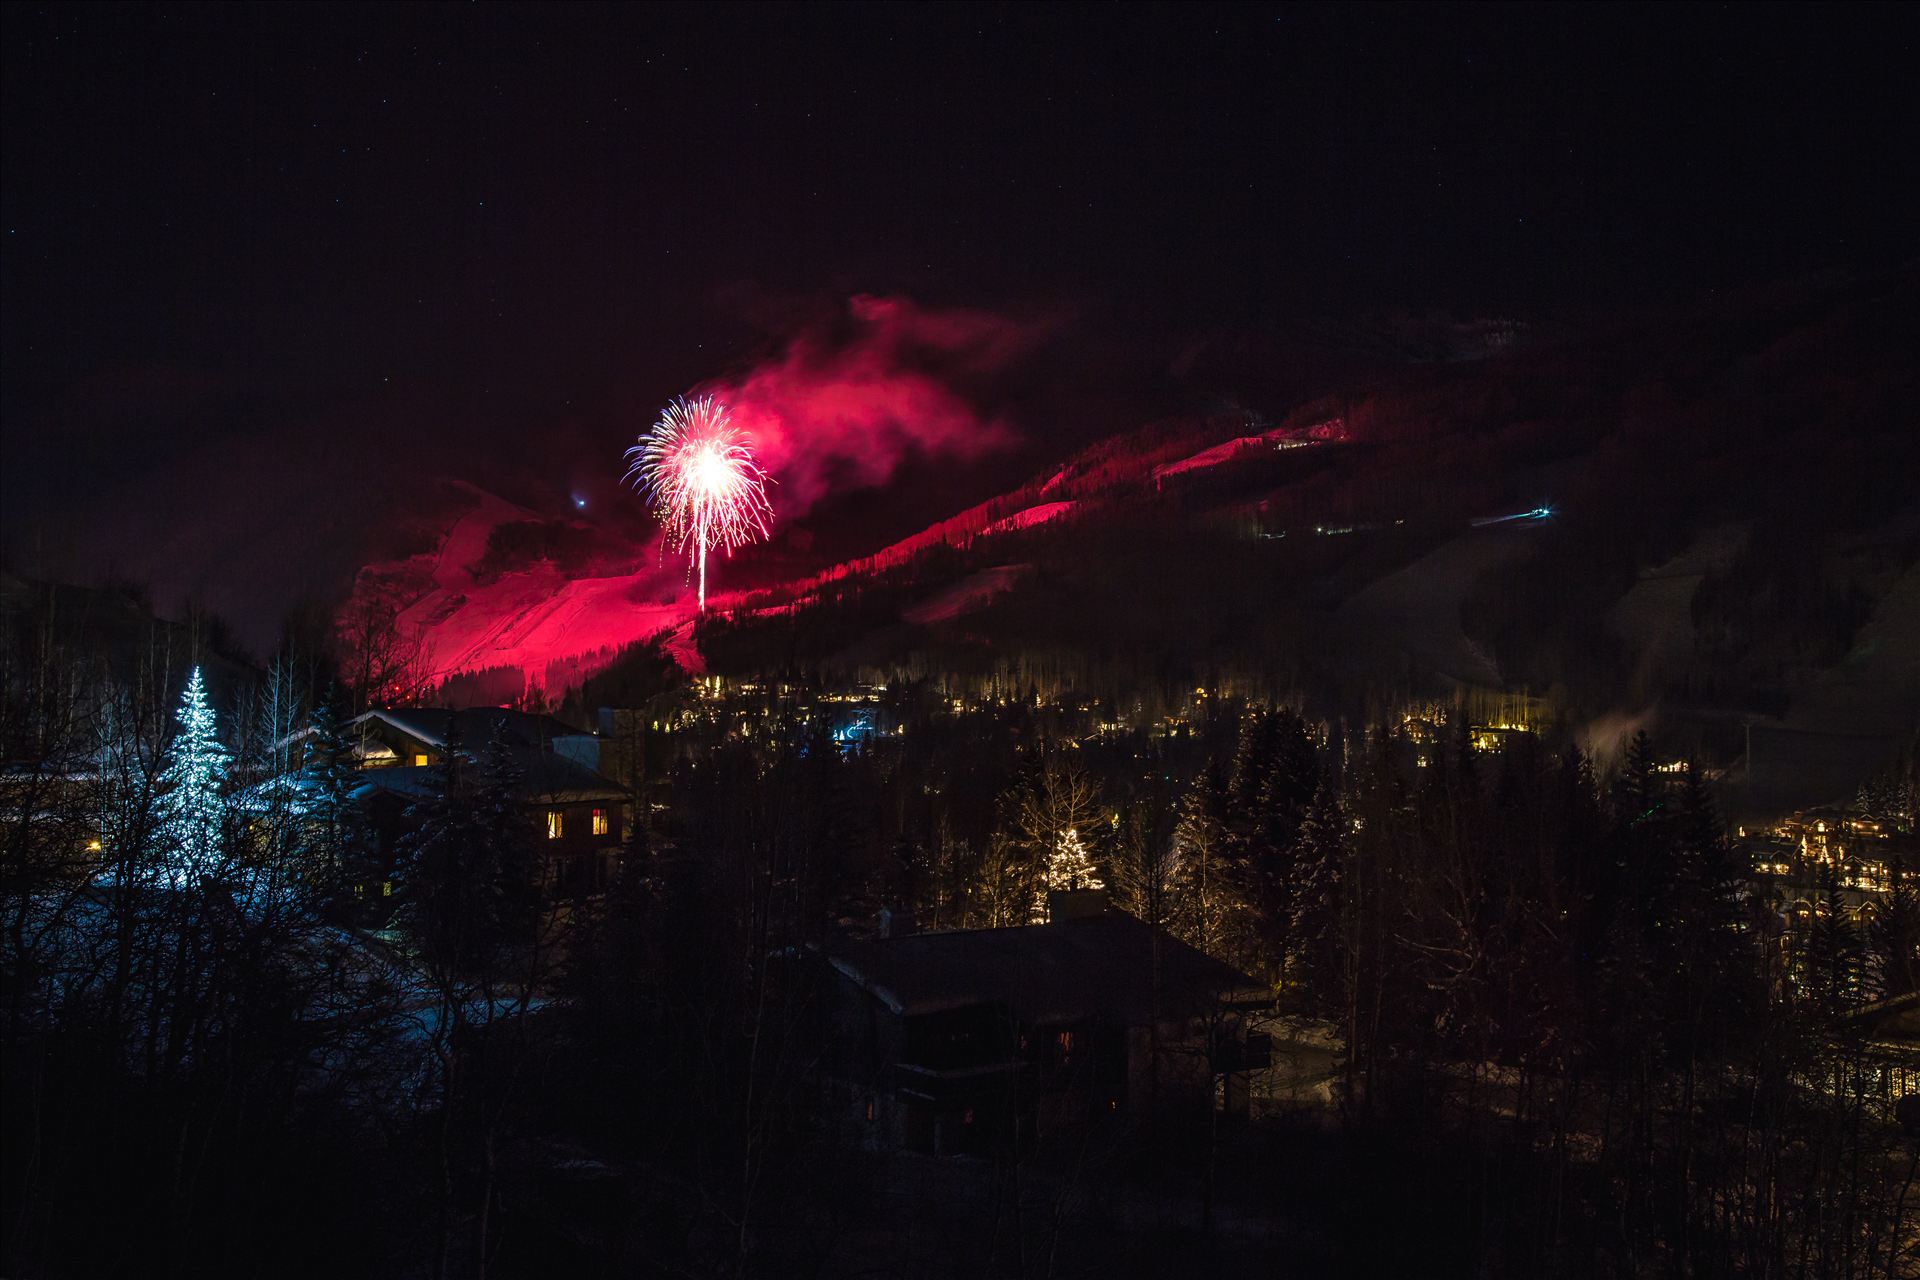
[
  {"left": 1151, "top": 417, "right": 1347, "bottom": 487},
  {"left": 981, "top": 500, "right": 1075, "bottom": 535},
  {"left": 340, "top": 298, "right": 1062, "bottom": 703}
]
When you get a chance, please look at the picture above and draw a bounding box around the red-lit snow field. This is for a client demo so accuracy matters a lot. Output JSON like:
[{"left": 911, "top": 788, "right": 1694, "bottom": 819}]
[
  {"left": 343, "top": 360, "right": 1345, "bottom": 704},
  {"left": 376, "top": 485, "right": 696, "bottom": 694}
]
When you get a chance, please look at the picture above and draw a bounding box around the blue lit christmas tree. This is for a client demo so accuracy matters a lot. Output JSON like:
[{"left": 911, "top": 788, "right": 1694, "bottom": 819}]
[{"left": 158, "top": 666, "right": 230, "bottom": 879}]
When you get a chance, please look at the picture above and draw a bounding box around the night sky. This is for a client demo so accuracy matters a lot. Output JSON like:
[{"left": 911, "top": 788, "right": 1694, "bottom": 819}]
[{"left": 3, "top": 2, "right": 1914, "bottom": 644}]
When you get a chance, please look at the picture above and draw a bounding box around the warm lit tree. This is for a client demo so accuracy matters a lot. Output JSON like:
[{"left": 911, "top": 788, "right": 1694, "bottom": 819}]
[
  {"left": 1013, "top": 751, "right": 1104, "bottom": 917},
  {"left": 1042, "top": 824, "right": 1101, "bottom": 895}
]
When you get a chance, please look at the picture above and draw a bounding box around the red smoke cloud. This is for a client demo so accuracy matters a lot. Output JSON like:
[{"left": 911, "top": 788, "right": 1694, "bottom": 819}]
[{"left": 699, "top": 295, "right": 1057, "bottom": 517}]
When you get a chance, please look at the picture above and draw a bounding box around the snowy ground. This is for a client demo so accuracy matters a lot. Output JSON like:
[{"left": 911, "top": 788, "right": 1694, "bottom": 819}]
[
  {"left": 902, "top": 564, "right": 1032, "bottom": 626},
  {"left": 1152, "top": 430, "right": 1320, "bottom": 486},
  {"left": 361, "top": 482, "right": 700, "bottom": 692},
  {"left": 1336, "top": 521, "right": 1545, "bottom": 688},
  {"left": 1741, "top": 557, "right": 1920, "bottom": 812},
  {"left": 1787, "top": 558, "right": 1920, "bottom": 738},
  {"left": 1605, "top": 523, "right": 1747, "bottom": 674},
  {"left": 979, "top": 500, "right": 1075, "bottom": 537}
]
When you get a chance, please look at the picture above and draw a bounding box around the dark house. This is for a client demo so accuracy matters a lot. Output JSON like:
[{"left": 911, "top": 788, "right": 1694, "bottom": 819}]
[
  {"left": 824, "top": 890, "right": 1272, "bottom": 1157},
  {"left": 343, "top": 708, "right": 629, "bottom": 897}
]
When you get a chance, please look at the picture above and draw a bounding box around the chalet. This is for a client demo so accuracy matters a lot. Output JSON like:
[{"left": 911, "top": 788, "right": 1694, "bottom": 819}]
[
  {"left": 345, "top": 708, "right": 630, "bottom": 897},
  {"left": 1845, "top": 992, "right": 1920, "bottom": 1104},
  {"left": 823, "top": 890, "right": 1271, "bottom": 1157}
]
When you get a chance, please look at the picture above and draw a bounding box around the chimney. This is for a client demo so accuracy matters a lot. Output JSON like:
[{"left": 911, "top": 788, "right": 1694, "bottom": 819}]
[
  {"left": 878, "top": 906, "right": 917, "bottom": 939},
  {"left": 1046, "top": 888, "right": 1110, "bottom": 923}
]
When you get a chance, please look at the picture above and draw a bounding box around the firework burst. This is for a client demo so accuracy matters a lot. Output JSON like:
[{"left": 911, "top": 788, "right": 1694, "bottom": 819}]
[{"left": 624, "top": 395, "right": 775, "bottom": 611}]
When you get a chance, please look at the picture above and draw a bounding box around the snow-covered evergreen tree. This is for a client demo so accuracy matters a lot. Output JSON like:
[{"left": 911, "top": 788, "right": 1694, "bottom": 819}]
[
  {"left": 157, "top": 666, "right": 230, "bottom": 880},
  {"left": 1287, "top": 783, "right": 1347, "bottom": 1017},
  {"left": 1171, "top": 764, "right": 1231, "bottom": 952}
]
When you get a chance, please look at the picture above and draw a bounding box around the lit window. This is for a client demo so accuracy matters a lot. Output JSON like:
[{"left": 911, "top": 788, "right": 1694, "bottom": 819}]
[
  {"left": 412, "top": 753, "right": 430, "bottom": 768},
  {"left": 547, "top": 811, "right": 564, "bottom": 840},
  {"left": 382, "top": 881, "right": 392, "bottom": 897},
  {"left": 592, "top": 808, "right": 610, "bottom": 836}
]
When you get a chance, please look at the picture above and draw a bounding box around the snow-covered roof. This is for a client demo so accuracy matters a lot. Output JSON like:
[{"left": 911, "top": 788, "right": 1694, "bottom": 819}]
[
  {"left": 352, "top": 753, "right": 626, "bottom": 807},
  {"left": 350, "top": 707, "right": 589, "bottom": 752},
  {"left": 830, "top": 906, "right": 1268, "bottom": 1025}
]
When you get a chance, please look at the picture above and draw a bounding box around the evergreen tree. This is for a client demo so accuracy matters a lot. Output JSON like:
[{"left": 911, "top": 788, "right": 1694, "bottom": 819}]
[
  {"left": 1239, "top": 707, "right": 1321, "bottom": 980},
  {"left": 1172, "top": 762, "right": 1232, "bottom": 955},
  {"left": 155, "top": 666, "right": 230, "bottom": 881},
  {"left": 1287, "top": 781, "right": 1347, "bottom": 1018},
  {"left": 1594, "top": 729, "right": 1670, "bottom": 1064},
  {"left": 301, "top": 691, "right": 365, "bottom": 903},
  {"left": 1867, "top": 862, "right": 1920, "bottom": 999},
  {"left": 1663, "top": 766, "right": 1757, "bottom": 1055},
  {"left": 1853, "top": 758, "right": 1917, "bottom": 834},
  {"left": 1263, "top": 707, "right": 1321, "bottom": 823},
  {"left": 567, "top": 816, "right": 657, "bottom": 1048},
  {"left": 1610, "top": 729, "right": 1660, "bottom": 830},
  {"left": 1673, "top": 769, "right": 1748, "bottom": 945},
  {"left": 399, "top": 719, "right": 538, "bottom": 976},
  {"left": 1801, "top": 866, "right": 1865, "bottom": 1018},
  {"left": 1228, "top": 708, "right": 1282, "bottom": 817}
]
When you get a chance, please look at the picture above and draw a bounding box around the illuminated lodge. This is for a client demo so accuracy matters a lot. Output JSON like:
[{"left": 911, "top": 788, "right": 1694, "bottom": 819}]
[{"left": 344, "top": 707, "right": 630, "bottom": 897}]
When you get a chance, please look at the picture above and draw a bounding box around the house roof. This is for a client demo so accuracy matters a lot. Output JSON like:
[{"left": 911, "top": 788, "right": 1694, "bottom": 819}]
[
  {"left": 343, "top": 708, "right": 626, "bottom": 805},
  {"left": 352, "top": 752, "right": 627, "bottom": 806},
  {"left": 350, "top": 707, "right": 589, "bottom": 751},
  {"left": 1844, "top": 991, "right": 1920, "bottom": 1048},
  {"left": 829, "top": 908, "right": 1270, "bottom": 1026}
]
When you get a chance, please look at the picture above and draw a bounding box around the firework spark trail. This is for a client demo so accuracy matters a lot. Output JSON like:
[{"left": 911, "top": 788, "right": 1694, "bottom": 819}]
[{"left": 624, "top": 395, "right": 775, "bottom": 612}]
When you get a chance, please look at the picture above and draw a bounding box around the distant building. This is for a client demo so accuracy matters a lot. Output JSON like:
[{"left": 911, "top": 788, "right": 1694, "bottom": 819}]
[
  {"left": 1742, "top": 804, "right": 1916, "bottom": 999},
  {"left": 1749, "top": 806, "right": 1901, "bottom": 891},
  {"left": 1747, "top": 805, "right": 1909, "bottom": 924},
  {"left": 822, "top": 890, "right": 1271, "bottom": 1157}
]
